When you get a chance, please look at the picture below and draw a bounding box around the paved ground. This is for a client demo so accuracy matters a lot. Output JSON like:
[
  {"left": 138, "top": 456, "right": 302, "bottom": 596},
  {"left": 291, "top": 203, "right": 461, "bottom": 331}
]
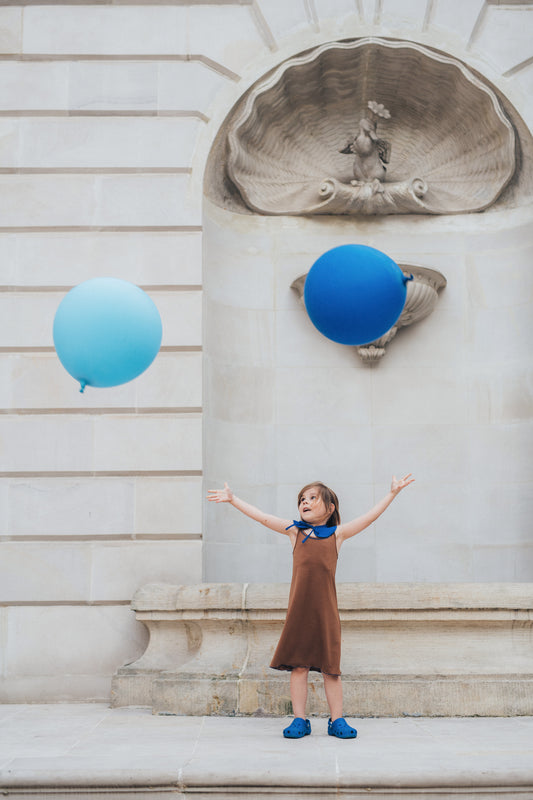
[{"left": 1, "top": 704, "right": 533, "bottom": 798}]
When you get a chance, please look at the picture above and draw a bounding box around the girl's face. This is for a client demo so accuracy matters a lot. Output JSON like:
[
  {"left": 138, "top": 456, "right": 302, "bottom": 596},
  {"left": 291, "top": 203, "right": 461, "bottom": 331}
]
[{"left": 298, "top": 486, "right": 334, "bottom": 527}]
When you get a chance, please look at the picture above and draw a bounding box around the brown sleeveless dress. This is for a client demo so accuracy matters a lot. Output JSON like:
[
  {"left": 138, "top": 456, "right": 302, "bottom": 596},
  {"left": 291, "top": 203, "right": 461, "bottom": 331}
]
[{"left": 270, "top": 529, "right": 341, "bottom": 676}]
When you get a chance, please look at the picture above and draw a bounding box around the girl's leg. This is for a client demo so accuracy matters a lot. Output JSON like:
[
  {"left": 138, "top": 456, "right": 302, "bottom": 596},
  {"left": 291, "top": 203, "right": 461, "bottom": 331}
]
[
  {"left": 323, "top": 673, "right": 343, "bottom": 721},
  {"left": 290, "top": 667, "right": 310, "bottom": 718}
]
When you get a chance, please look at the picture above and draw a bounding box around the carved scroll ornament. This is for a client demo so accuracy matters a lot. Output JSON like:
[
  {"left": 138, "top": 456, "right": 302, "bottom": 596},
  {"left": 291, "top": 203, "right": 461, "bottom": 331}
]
[{"left": 226, "top": 39, "right": 516, "bottom": 216}]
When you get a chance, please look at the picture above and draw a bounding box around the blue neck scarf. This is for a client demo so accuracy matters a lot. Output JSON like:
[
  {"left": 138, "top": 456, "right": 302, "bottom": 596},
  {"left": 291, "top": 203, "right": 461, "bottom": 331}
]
[{"left": 285, "top": 520, "right": 337, "bottom": 543}]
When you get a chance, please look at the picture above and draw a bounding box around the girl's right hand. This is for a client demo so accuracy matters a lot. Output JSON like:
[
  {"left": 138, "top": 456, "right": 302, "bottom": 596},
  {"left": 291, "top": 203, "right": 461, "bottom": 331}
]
[{"left": 207, "top": 482, "right": 234, "bottom": 503}]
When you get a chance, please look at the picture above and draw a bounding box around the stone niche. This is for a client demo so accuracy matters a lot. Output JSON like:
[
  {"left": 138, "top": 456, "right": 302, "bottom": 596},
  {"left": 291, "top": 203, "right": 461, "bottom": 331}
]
[
  {"left": 112, "top": 583, "right": 533, "bottom": 717},
  {"left": 222, "top": 38, "right": 517, "bottom": 217}
]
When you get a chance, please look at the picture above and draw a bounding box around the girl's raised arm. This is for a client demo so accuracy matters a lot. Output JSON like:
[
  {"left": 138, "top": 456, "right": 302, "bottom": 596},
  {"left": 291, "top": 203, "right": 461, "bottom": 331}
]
[
  {"left": 207, "top": 482, "right": 293, "bottom": 535},
  {"left": 336, "top": 474, "right": 414, "bottom": 545}
]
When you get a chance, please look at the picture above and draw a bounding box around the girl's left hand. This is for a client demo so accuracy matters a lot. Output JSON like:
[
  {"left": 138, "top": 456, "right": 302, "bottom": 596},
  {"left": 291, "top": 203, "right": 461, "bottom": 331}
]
[{"left": 391, "top": 474, "right": 415, "bottom": 495}]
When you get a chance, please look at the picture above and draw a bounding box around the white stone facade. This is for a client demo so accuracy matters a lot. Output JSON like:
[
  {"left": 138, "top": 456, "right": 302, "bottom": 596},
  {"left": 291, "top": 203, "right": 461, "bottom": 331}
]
[{"left": 0, "top": 1, "right": 532, "bottom": 702}]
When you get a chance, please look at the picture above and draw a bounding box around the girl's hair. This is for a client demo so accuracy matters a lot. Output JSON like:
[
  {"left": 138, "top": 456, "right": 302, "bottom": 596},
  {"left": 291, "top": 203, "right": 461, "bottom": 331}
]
[{"left": 297, "top": 482, "right": 341, "bottom": 527}]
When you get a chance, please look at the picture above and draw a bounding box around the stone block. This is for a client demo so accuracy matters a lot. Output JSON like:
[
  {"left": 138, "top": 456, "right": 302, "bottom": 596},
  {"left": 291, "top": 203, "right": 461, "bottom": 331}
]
[
  {"left": 473, "top": 5, "right": 533, "bottom": 74},
  {"left": 0, "top": 174, "right": 199, "bottom": 228},
  {"left": 1, "top": 293, "right": 59, "bottom": 349},
  {"left": 153, "top": 677, "right": 239, "bottom": 716},
  {"left": 314, "top": 0, "right": 358, "bottom": 26},
  {"left": 135, "top": 475, "right": 202, "bottom": 535},
  {"left": 68, "top": 61, "right": 158, "bottom": 112},
  {"left": 274, "top": 306, "right": 364, "bottom": 368},
  {"left": 206, "top": 362, "right": 274, "bottom": 425},
  {"left": 340, "top": 678, "right": 533, "bottom": 718},
  {"left": 203, "top": 240, "right": 274, "bottom": 312},
  {"left": 17, "top": 117, "right": 201, "bottom": 169},
  {"left": 2, "top": 605, "right": 148, "bottom": 702},
  {"left": 3, "top": 230, "right": 202, "bottom": 286},
  {"left": 468, "top": 422, "right": 533, "bottom": 486},
  {"left": 0, "top": 175, "right": 94, "bottom": 228},
  {"left": 467, "top": 243, "right": 533, "bottom": 310},
  {"left": 157, "top": 62, "right": 229, "bottom": 114},
  {"left": 250, "top": 0, "right": 308, "bottom": 44},
  {"left": 9, "top": 352, "right": 138, "bottom": 408},
  {"left": 274, "top": 365, "right": 372, "bottom": 426},
  {"left": 0, "top": 62, "right": 68, "bottom": 110},
  {"left": 204, "top": 418, "right": 275, "bottom": 486},
  {"left": 0, "top": 542, "right": 92, "bottom": 602},
  {"left": 275, "top": 423, "right": 372, "bottom": 486},
  {"left": 472, "top": 545, "right": 533, "bottom": 582},
  {"left": 467, "top": 305, "right": 532, "bottom": 364},
  {"left": 0, "top": 8, "right": 21, "bottom": 54},
  {"left": 0, "top": 290, "right": 200, "bottom": 349},
  {"left": 96, "top": 174, "right": 200, "bottom": 228},
  {"left": 154, "top": 291, "right": 202, "bottom": 348},
  {"left": 429, "top": 0, "right": 485, "bottom": 43},
  {"left": 202, "top": 542, "right": 292, "bottom": 585},
  {"left": 6, "top": 476, "right": 135, "bottom": 536},
  {"left": 22, "top": 6, "right": 188, "bottom": 56},
  {"left": 0, "top": 118, "right": 19, "bottom": 168},
  {"left": 376, "top": 541, "right": 473, "bottom": 583},
  {"left": 372, "top": 423, "right": 469, "bottom": 486},
  {"left": 371, "top": 366, "right": 468, "bottom": 426},
  {"left": 3, "top": 350, "right": 201, "bottom": 411},
  {"left": 0, "top": 415, "right": 94, "bottom": 473},
  {"left": 204, "top": 300, "right": 274, "bottom": 368},
  {"left": 468, "top": 365, "right": 533, "bottom": 425},
  {"left": 187, "top": 5, "right": 267, "bottom": 74},
  {"left": 381, "top": 0, "right": 427, "bottom": 31},
  {"left": 92, "top": 414, "right": 202, "bottom": 472},
  {"left": 467, "top": 483, "right": 533, "bottom": 546},
  {"left": 0, "top": 481, "right": 7, "bottom": 536},
  {"left": 203, "top": 484, "right": 282, "bottom": 546},
  {"left": 0, "top": 413, "right": 201, "bottom": 473},
  {"left": 0, "top": 356, "right": 11, "bottom": 407},
  {"left": 65, "top": 60, "right": 230, "bottom": 116},
  {"left": 0, "top": 536, "right": 202, "bottom": 604},
  {"left": 90, "top": 542, "right": 202, "bottom": 602}
]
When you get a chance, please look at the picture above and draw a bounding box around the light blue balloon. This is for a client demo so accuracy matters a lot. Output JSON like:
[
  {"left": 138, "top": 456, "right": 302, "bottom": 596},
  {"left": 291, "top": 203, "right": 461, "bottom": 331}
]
[{"left": 53, "top": 278, "right": 162, "bottom": 392}]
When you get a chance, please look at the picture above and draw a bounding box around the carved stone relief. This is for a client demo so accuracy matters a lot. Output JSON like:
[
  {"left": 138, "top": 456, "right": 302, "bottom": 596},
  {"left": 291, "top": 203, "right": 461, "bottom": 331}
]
[
  {"left": 226, "top": 39, "right": 516, "bottom": 216},
  {"left": 291, "top": 266, "right": 447, "bottom": 363}
]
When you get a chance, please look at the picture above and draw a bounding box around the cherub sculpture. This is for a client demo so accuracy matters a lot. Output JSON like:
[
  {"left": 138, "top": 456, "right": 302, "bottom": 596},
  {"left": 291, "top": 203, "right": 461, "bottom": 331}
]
[{"left": 340, "top": 101, "right": 391, "bottom": 187}]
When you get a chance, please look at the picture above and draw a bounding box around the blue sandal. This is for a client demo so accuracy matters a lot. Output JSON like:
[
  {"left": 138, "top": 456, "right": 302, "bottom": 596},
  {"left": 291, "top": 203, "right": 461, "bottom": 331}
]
[
  {"left": 328, "top": 717, "right": 357, "bottom": 739},
  {"left": 283, "top": 717, "right": 311, "bottom": 738}
]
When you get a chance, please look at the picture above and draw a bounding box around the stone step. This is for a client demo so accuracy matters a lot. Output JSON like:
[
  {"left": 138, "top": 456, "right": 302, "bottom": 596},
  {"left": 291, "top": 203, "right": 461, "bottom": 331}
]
[{"left": 1, "top": 705, "right": 532, "bottom": 800}]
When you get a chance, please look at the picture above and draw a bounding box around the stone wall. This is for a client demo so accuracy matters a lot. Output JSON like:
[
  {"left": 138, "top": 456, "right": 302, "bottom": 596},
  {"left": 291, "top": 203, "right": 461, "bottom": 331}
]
[{"left": 0, "top": 1, "right": 532, "bottom": 701}]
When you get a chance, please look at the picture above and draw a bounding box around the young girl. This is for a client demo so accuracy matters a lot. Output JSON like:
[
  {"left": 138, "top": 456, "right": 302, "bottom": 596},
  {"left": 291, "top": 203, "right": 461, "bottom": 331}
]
[{"left": 207, "top": 474, "right": 414, "bottom": 739}]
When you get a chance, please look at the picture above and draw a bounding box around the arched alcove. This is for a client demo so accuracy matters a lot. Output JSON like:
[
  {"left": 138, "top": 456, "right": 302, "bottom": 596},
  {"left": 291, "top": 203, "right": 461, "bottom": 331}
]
[{"left": 202, "top": 38, "right": 533, "bottom": 584}]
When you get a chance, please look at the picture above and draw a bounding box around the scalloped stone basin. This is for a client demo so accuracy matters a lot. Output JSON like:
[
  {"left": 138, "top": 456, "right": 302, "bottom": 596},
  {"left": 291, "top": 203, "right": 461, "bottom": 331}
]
[{"left": 226, "top": 38, "right": 516, "bottom": 216}]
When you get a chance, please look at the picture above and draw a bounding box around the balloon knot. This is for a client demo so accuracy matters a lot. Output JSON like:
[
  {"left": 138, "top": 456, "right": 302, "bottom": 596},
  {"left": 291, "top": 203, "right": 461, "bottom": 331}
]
[
  {"left": 403, "top": 273, "right": 414, "bottom": 284},
  {"left": 79, "top": 380, "right": 87, "bottom": 393}
]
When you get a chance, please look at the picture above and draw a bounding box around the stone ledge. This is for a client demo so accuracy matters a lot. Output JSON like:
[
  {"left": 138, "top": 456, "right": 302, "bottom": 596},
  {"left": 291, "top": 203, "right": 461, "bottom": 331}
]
[
  {"left": 1, "top": 707, "right": 533, "bottom": 800},
  {"left": 112, "top": 582, "right": 533, "bottom": 717}
]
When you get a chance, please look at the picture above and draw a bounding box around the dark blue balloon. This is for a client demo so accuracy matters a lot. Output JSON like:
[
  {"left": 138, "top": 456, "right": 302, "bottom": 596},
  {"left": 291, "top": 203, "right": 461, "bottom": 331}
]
[
  {"left": 53, "top": 278, "right": 162, "bottom": 392},
  {"left": 304, "top": 244, "right": 409, "bottom": 346}
]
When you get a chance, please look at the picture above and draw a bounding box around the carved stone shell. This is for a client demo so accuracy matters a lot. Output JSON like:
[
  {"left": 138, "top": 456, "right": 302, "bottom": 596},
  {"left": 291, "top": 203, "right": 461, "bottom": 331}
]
[{"left": 226, "top": 38, "right": 516, "bottom": 216}]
